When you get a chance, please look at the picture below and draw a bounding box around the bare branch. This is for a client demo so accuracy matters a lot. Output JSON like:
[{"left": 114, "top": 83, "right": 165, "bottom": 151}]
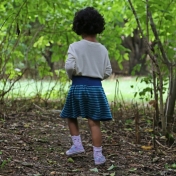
[
  {"left": 127, "top": 0, "right": 159, "bottom": 70},
  {"left": 0, "top": 69, "right": 27, "bottom": 98},
  {"left": 148, "top": 11, "right": 171, "bottom": 66}
]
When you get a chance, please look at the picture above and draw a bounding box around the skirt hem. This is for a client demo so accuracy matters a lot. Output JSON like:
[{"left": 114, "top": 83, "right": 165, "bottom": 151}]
[{"left": 59, "top": 116, "right": 112, "bottom": 121}]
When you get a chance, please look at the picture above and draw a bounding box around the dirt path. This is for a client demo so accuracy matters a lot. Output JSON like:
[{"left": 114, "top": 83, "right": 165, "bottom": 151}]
[{"left": 0, "top": 107, "right": 176, "bottom": 176}]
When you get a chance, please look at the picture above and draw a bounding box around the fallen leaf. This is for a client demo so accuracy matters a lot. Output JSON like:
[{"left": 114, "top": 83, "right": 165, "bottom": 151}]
[
  {"left": 21, "top": 162, "right": 33, "bottom": 167},
  {"left": 160, "top": 136, "right": 167, "bottom": 140},
  {"left": 144, "top": 128, "right": 153, "bottom": 132},
  {"left": 171, "top": 163, "right": 176, "bottom": 169},
  {"left": 152, "top": 156, "right": 160, "bottom": 163},
  {"left": 90, "top": 168, "right": 99, "bottom": 172},
  {"left": 50, "top": 171, "right": 56, "bottom": 175},
  {"left": 67, "top": 158, "right": 74, "bottom": 163},
  {"left": 141, "top": 145, "right": 153, "bottom": 150},
  {"left": 110, "top": 173, "right": 116, "bottom": 176},
  {"left": 107, "top": 164, "right": 115, "bottom": 171},
  {"left": 33, "top": 157, "right": 38, "bottom": 161},
  {"left": 72, "top": 169, "right": 79, "bottom": 172},
  {"left": 24, "top": 123, "right": 30, "bottom": 128},
  {"left": 129, "top": 168, "right": 137, "bottom": 172}
]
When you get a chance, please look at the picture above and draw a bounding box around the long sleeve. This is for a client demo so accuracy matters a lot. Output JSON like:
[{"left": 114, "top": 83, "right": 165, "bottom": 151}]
[
  {"left": 103, "top": 53, "right": 112, "bottom": 79},
  {"left": 65, "top": 45, "right": 76, "bottom": 80}
]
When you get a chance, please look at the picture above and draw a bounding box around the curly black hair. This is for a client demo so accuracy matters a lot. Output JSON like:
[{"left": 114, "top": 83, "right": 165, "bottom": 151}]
[{"left": 72, "top": 7, "right": 105, "bottom": 35}]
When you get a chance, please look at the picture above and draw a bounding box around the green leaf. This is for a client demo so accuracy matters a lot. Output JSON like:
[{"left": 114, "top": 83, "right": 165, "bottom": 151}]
[
  {"left": 134, "top": 92, "right": 138, "bottom": 98},
  {"left": 67, "top": 158, "right": 74, "bottom": 163},
  {"left": 72, "top": 169, "right": 80, "bottom": 172},
  {"left": 110, "top": 173, "right": 116, "bottom": 176},
  {"left": 124, "top": 128, "right": 133, "bottom": 131},
  {"left": 125, "top": 119, "right": 133, "bottom": 125},
  {"left": 123, "top": 53, "right": 129, "bottom": 60},
  {"left": 33, "top": 36, "right": 49, "bottom": 48},
  {"left": 171, "top": 163, "right": 176, "bottom": 169},
  {"left": 118, "top": 62, "right": 123, "bottom": 70},
  {"left": 165, "top": 164, "right": 169, "bottom": 169},
  {"left": 129, "top": 168, "right": 137, "bottom": 172},
  {"left": 90, "top": 168, "right": 99, "bottom": 172},
  {"left": 107, "top": 164, "right": 115, "bottom": 171}
]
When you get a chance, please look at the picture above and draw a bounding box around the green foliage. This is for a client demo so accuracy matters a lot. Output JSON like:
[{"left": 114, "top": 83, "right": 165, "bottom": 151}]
[
  {"left": 131, "top": 64, "right": 141, "bottom": 76},
  {"left": 165, "top": 163, "right": 176, "bottom": 170},
  {"left": 0, "top": 156, "right": 11, "bottom": 169},
  {"left": 0, "top": 0, "right": 130, "bottom": 82},
  {"left": 107, "top": 164, "right": 116, "bottom": 171},
  {"left": 90, "top": 168, "right": 99, "bottom": 173},
  {"left": 67, "top": 158, "right": 74, "bottom": 163},
  {"left": 131, "top": 75, "right": 169, "bottom": 101},
  {"left": 1, "top": 0, "right": 174, "bottom": 72},
  {"left": 0, "top": 0, "right": 175, "bottom": 110},
  {"left": 125, "top": 119, "right": 134, "bottom": 126}
]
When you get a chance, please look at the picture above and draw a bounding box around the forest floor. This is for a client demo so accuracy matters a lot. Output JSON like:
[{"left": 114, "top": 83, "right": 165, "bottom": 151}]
[{"left": 0, "top": 101, "right": 176, "bottom": 176}]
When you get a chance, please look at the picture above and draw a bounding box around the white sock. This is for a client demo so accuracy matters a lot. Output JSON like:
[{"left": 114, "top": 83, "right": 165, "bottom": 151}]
[
  {"left": 93, "top": 146, "right": 102, "bottom": 153},
  {"left": 71, "top": 135, "right": 83, "bottom": 147}
]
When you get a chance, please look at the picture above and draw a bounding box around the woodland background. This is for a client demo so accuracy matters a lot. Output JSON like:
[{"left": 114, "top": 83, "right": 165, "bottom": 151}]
[{"left": 0, "top": 0, "right": 176, "bottom": 175}]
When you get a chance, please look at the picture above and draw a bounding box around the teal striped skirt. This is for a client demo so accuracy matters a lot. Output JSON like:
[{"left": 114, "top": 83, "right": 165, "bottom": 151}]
[{"left": 60, "top": 76, "right": 112, "bottom": 121}]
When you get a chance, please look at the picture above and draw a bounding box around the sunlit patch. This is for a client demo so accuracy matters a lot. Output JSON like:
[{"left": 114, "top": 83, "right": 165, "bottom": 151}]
[{"left": 105, "top": 92, "right": 110, "bottom": 95}]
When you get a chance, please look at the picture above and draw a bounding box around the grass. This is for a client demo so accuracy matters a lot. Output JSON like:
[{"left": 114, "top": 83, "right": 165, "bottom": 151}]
[
  {"left": 103, "top": 76, "right": 168, "bottom": 103},
  {"left": 2, "top": 79, "right": 68, "bottom": 99},
  {"left": 1, "top": 76, "right": 167, "bottom": 103},
  {"left": 102, "top": 76, "right": 144, "bottom": 102}
]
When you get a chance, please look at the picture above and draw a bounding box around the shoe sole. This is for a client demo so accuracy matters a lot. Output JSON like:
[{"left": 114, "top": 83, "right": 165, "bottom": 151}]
[
  {"left": 66, "top": 150, "right": 85, "bottom": 156},
  {"left": 95, "top": 159, "right": 106, "bottom": 165}
]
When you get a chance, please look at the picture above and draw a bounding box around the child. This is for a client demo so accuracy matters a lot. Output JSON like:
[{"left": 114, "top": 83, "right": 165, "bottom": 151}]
[{"left": 60, "top": 7, "right": 112, "bottom": 165}]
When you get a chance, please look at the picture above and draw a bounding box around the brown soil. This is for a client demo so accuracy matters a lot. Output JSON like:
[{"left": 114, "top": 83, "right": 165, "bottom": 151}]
[{"left": 0, "top": 102, "right": 176, "bottom": 176}]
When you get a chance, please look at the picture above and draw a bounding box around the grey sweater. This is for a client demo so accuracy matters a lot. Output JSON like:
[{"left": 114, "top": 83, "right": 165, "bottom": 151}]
[{"left": 65, "top": 39, "right": 112, "bottom": 80}]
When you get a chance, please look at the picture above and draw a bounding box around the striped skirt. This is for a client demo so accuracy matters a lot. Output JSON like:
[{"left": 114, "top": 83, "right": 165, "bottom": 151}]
[{"left": 60, "top": 76, "right": 112, "bottom": 121}]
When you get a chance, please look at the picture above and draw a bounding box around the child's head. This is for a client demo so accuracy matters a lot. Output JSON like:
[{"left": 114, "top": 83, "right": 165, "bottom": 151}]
[{"left": 72, "top": 7, "right": 105, "bottom": 36}]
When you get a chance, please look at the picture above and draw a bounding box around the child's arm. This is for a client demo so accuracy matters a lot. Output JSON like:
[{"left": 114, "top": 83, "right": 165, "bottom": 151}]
[
  {"left": 103, "top": 52, "right": 112, "bottom": 79},
  {"left": 65, "top": 45, "right": 76, "bottom": 80}
]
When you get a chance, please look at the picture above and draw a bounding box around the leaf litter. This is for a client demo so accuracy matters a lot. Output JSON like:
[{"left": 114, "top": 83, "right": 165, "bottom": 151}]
[{"left": 0, "top": 102, "right": 176, "bottom": 176}]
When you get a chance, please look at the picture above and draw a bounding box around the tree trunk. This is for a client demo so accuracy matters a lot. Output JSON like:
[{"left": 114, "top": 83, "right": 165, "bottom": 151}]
[
  {"left": 42, "top": 43, "right": 54, "bottom": 73},
  {"left": 121, "top": 29, "right": 148, "bottom": 75},
  {"left": 165, "top": 71, "right": 176, "bottom": 132}
]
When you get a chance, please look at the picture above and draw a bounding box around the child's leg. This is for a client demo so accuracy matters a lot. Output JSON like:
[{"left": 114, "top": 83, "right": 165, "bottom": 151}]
[
  {"left": 66, "top": 118, "right": 85, "bottom": 155},
  {"left": 88, "top": 119, "right": 106, "bottom": 165},
  {"left": 88, "top": 119, "right": 102, "bottom": 147},
  {"left": 68, "top": 118, "right": 79, "bottom": 136}
]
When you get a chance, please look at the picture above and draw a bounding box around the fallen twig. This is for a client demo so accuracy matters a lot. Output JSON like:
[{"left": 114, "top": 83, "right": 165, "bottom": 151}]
[
  {"left": 156, "top": 140, "right": 170, "bottom": 150},
  {"left": 33, "top": 103, "right": 46, "bottom": 112}
]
